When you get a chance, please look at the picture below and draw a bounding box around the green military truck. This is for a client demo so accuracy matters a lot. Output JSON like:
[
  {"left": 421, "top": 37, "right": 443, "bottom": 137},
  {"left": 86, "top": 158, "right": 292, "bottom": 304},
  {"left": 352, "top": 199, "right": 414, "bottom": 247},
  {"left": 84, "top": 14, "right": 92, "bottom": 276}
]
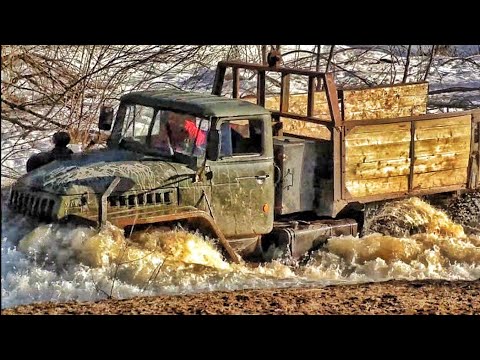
[{"left": 8, "top": 60, "right": 480, "bottom": 263}]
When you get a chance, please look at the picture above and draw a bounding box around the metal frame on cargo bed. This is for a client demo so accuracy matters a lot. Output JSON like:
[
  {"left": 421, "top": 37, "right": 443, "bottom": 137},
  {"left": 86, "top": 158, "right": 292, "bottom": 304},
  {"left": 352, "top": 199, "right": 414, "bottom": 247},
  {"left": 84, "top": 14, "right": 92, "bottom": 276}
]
[{"left": 212, "top": 60, "right": 480, "bottom": 216}]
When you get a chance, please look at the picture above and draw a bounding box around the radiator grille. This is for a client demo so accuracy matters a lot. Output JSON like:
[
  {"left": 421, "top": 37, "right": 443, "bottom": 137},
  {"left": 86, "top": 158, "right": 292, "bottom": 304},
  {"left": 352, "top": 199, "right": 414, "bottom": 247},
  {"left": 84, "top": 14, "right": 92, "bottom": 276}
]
[
  {"left": 9, "top": 190, "right": 56, "bottom": 221},
  {"left": 107, "top": 190, "right": 175, "bottom": 208}
]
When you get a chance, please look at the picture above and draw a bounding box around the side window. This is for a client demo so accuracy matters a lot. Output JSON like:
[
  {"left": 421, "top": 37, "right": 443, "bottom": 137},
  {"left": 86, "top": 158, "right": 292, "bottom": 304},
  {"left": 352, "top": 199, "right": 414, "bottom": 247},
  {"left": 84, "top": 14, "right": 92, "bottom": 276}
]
[
  {"left": 150, "top": 110, "right": 210, "bottom": 157},
  {"left": 122, "top": 105, "right": 154, "bottom": 144},
  {"left": 219, "top": 119, "right": 263, "bottom": 157}
]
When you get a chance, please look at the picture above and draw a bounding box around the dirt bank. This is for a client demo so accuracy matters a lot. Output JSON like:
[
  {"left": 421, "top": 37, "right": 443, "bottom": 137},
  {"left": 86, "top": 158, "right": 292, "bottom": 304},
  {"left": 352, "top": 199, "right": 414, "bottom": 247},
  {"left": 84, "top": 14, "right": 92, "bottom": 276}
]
[{"left": 3, "top": 280, "right": 479, "bottom": 315}]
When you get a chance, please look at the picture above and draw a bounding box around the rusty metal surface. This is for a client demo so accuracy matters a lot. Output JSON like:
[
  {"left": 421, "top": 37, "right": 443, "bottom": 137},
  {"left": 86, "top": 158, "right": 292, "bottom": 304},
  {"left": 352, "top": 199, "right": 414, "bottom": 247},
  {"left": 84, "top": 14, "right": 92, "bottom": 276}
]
[
  {"left": 324, "top": 73, "right": 342, "bottom": 126},
  {"left": 232, "top": 67, "right": 239, "bottom": 99},
  {"left": 213, "top": 60, "right": 335, "bottom": 128},
  {"left": 216, "top": 60, "right": 328, "bottom": 78},
  {"left": 257, "top": 71, "right": 266, "bottom": 107},
  {"left": 307, "top": 76, "right": 315, "bottom": 117},
  {"left": 268, "top": 218, "right": 358, "bottom": 259},
  {"left": 212, "top": 64, "right": 226, "bottom": 97},
  {"left": 468, "top": 118, "right": 480, "bottom": 189},
  {"left": 408, "top": 121, "right": 416, "bottom": 192}
]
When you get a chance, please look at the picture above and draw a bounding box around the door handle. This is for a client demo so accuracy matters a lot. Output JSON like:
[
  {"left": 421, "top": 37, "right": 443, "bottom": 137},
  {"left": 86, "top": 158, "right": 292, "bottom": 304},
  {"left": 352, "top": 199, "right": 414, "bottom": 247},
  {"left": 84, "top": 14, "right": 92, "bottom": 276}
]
[
  {"left": 255, "top": 174, "right": 270, "bottom": 180},
  {"left": 234, "top": 174, "right": 270, "bottom": 181}
]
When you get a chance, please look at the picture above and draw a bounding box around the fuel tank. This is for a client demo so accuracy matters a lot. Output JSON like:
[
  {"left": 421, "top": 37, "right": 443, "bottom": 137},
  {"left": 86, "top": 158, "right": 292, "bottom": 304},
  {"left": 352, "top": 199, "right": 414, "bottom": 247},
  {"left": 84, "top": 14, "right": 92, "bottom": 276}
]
[{"left": 262, "top": 218, "right": 358, "bottom": 259}]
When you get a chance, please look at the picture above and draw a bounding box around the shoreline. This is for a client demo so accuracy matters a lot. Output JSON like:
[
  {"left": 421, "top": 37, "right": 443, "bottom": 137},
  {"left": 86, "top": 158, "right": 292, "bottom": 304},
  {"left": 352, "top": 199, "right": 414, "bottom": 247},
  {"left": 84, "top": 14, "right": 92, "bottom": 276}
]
[{"left": 3, "top": 279, "right": 479, "bottom": 315}]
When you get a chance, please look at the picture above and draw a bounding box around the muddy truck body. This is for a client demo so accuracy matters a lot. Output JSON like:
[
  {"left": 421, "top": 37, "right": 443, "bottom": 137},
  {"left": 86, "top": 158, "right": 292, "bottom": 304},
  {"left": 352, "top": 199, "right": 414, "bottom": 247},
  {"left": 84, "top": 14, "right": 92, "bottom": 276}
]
[{"left": 8, "top": 61, "right": 480, "bottom": 263}]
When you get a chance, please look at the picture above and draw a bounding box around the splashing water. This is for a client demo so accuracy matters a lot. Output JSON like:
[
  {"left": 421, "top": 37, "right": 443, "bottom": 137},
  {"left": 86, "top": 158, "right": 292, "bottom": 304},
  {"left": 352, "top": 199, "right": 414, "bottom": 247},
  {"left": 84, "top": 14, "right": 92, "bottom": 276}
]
[{"left": 2, "top": 197, "right": 479, "bottom": 308}]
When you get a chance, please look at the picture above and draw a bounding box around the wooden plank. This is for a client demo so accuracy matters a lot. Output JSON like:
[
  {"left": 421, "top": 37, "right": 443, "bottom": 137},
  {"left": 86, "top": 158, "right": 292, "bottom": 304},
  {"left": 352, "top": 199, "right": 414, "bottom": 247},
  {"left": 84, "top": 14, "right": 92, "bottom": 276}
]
[
  {"left": 347, "top": 122, "right": 411, "bottom": 135},
  {"left": 346, "top": 158, "right": 411, "bottom": 180},
  {"left": 346, "top": 152, "right": 410, "bottom": 165},
  {"left": 264, "top": 96, "right": 280, "bottom": 112},
  {"left": 415, "top": 151, "right": 470, "bottom": 162},
  {"left": 413, "top": 169, "right": 467, "bottom": 189},
  {"left": 414, "top": 153, "right": 470, "bottom": 174},
  {"left": 281, "top": 119, "right": 331, "bottom": 140},
  {"left": 346, "top": 175, "right": 409, "bottom": 197},
  {"left": 345, "top": 95, "right": 427, "bottom": 113},
  {"left": 415, "top": 125, "right": 471, "bottom": 141},
  {"left": 344, "top": 82, "right": 428, "bottom": 99},
  {"left": 346, "top": 106, "right": 426, "bottom": 120},
  {"left": 287, "top": 93, "right": 331, "bottom": 119},
  {"left": 415, "top": 115, "right": 471, "bottom": 129},
  {"left": 414, "top": 135, "right": 472, "bottom": 157},
  {"left": 343, "top": 83, "right": 428, "bottom": 121},
  {"left": 344, "top": 110, "right": 475, "bottom": 129},
  {"left": 345, "top": 130, "right": 411, "bottom": 146},
  {"left": 346, "top": 141, "right": 411, "bottom": 158}
]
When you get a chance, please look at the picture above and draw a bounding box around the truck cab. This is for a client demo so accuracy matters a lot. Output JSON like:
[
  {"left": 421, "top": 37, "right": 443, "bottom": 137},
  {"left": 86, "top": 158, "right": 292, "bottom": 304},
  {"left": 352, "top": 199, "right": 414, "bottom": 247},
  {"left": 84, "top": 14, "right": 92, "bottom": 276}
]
[
  {"left": 105, "top": 90, "right": 275, "bottom": 253},
  {"left": 9, "top": 90, "right": 276, "bottom": 262}
]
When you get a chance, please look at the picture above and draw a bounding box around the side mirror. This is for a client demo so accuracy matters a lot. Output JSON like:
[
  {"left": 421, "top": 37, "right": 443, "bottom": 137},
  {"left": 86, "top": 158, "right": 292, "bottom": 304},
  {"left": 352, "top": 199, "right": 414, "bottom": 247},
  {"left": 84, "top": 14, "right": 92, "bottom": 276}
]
[
  {"left": 206, "top": 130, "right": 220, "bottom": 161},
  {"left": 99, "top": 105, "right": 114, "bottom": 131}
]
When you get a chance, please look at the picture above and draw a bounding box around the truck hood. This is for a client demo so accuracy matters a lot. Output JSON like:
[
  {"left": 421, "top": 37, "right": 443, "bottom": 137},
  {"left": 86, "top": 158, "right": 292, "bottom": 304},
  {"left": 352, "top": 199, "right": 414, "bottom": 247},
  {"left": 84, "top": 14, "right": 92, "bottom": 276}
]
[{"left": 16, "top": 149, "right": 196, "bottom": 195}]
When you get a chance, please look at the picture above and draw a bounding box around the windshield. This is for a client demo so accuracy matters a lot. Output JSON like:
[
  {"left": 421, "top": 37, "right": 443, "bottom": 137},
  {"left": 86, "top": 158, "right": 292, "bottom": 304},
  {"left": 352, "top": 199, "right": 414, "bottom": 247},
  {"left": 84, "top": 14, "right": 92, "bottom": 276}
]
[{"left": 118, "top": 104, "right": 210, "bottom": 158}]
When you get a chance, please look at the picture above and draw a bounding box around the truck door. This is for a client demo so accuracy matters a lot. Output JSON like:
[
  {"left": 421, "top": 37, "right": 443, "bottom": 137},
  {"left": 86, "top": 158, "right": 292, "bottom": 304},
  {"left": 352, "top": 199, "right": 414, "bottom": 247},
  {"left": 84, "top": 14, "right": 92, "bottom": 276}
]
[{"left": 207, "top": 115, "right": 274, "bottom": 238}]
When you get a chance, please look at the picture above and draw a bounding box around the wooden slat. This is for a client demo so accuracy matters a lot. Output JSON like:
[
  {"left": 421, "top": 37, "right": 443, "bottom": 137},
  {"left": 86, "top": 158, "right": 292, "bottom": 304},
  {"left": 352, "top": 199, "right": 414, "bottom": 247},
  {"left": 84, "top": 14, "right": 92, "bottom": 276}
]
[
  {"left": 281, "top": 119, "right": 331, "bottom": 140},
  {"left": 346, "top": 106, "right": 426, "bottom": 121},
  {"left": 345, "top": 130, "right": 411, "bottom": 146},
  {"left": 415, "top": 115, "right": 471, "bottom": 129},
  {"left": 344, "top": 82, "right": 428, "bottom": 98},
  {"left": 414, "top": 135, "right": 472, "bottom": 157},
  {"left": 343, "top": 83, "right": 428, "bottom": 121},
  {"left": 346, "top": 141, "right": 411, "bottom": 158},
  {"left": 347, "top": 122, "right": 411, "bottom": 135},
  {"left": 346, "top": 158, "right": 411, "bottom": 179},
  {"left": 415, "top": 125, "right": 471, "bottom": 141},
  {"left": 344, "top": 110, "right": 475, "bottom": 129},
  {"left": 414, "top": 152, "right": 470, "bottom": 170},
  {"left": 346, "top": 176, "right": 409, "bottom": 197},
  {"left": 413, "top": 169, "right": 467, "bottom": 189},
  {"left": 345, "top": 95, "right": 427, "bottom": 113}
]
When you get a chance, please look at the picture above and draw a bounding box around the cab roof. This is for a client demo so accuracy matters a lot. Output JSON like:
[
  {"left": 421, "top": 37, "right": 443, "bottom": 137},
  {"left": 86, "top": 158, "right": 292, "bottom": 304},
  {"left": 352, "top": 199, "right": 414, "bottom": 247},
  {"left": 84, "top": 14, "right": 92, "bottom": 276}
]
[{"left": 120, "top": 90, "right": 271, "bottom": 118}]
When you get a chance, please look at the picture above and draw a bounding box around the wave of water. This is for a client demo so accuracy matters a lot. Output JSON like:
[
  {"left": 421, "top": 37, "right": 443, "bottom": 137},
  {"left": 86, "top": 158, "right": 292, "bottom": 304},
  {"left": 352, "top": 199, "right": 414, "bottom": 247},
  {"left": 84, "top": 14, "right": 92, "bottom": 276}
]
[{"left": 2, "top": 197, "right": 479, "bottom": 309}]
